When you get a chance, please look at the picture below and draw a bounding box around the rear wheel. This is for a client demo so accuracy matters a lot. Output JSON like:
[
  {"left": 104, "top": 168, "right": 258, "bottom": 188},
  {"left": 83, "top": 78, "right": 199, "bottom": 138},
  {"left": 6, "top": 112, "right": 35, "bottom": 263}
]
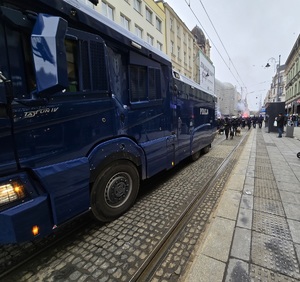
[
  {"left": 297, "top": 152, "right": 300, "bottom": 159},
  {"left": 191, "top": 150, "right": 201, "bottom": 161},
  {"left": 202, "top": 145, "right": 210, "bottom": 154},
  {"left": 91, "top": 160, "right": 139, "bottom": 222}
]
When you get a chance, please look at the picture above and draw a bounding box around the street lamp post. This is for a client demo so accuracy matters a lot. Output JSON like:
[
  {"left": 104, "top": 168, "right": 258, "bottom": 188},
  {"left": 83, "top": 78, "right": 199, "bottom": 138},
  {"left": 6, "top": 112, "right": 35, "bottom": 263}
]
[{"left": 265, "top": 55, "right": 281, "bottom": 102}]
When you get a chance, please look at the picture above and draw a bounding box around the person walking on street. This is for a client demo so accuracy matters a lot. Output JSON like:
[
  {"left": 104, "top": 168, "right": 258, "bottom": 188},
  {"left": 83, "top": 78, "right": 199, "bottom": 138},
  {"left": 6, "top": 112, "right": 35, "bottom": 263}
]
[
  {"left": 224, "top": 117, "right": 231, "bottom": 140},
  {"left": 258, "top": 115, "right": 264, "bottom": 128},
  {"left": 276, "top": 113, "right": 284, "bottom": 138},
  {"left": 246, "top": 117, "right": 251, "bottom": 130}
]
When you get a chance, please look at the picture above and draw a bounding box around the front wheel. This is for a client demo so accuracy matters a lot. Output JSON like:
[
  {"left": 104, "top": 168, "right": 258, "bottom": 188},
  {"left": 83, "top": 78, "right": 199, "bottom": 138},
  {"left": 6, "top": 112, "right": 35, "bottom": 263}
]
[
  {"left": 91, "top": 160, "right": 140, "bottom": 222},
  {"left": 297, "top": 152, "right": 300, "bottom": 159}
]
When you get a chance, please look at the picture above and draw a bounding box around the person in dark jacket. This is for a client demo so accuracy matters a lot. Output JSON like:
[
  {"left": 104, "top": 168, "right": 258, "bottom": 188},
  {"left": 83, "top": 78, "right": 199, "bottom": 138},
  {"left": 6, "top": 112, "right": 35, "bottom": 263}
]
[
  {"left": 231, "top": 117, "right": 238, "bottom": 136},
  {"left": 258, "top": 115, "right": 264, "bottom": 128},
  {"left": 246, "top": 117, "right": 251, "bottom": 130},
  {"left": 276, "top": 113, "right": 284, "bottom": 138},
  {"left": 224, "top": 117, "right": 231, "bottom": 140}
]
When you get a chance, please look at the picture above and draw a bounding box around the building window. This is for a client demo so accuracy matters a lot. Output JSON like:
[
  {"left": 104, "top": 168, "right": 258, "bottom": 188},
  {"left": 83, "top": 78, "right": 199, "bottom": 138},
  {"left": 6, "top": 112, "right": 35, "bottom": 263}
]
[
  {"left": 147, "top": 34, "right": 154, "bottom": 46},
  {"left": 171, "top": 41, "right": 174, "bottom": 54},
  {"left": 157, "top": 41, "right": 163, "bottom": 51},
  {"left": 66, "top": 39, "right": 79, "bottom": 92},
  {"left": 177, "top": 46, "right": 180, "bottom": 59},
  {"left": 146, "top": 7, "right": 153, "bottom": 23},
  {"left": 170, "top": 18, "right": 173, "bottom": 31},
  {"left": 177, "top": 25, "right": 180, "bottom": 37},
  {"left": 156, "top": 17, "right": 162, "bottom": 32},
  {"left": 121, "top": 14, "right": 130, "bottom": 30},
  {"left": 134, "top": 0, "right": 142, "bottom": 13},
  {"left": 102, "top": 1, "right": 114, "bottom": 20},
  {"left": 135, "top": 25, "right": 143, "bottom": 38}
]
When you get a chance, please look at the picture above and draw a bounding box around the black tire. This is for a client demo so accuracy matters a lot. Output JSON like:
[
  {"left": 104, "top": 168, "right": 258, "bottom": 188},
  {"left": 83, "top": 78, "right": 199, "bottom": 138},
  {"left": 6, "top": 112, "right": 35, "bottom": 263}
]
[
  {"left": 191, "top": 150, "right": 201, "bottom": 161},
  {"left": 91, "top": 160, "right": 139, "bottom": 222},
  {"left": 202, "top": 145, "right": 210, "bottom": 154},
  {"left": 297, "top": 152, "right": 300, "bottom": 159}
]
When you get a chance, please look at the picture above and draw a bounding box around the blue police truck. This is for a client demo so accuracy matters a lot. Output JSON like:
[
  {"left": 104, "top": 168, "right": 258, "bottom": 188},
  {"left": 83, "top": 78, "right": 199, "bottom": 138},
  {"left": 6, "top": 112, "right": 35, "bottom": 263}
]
[{"left": 0, "top": 0, "right": 217, "bottom": 243}]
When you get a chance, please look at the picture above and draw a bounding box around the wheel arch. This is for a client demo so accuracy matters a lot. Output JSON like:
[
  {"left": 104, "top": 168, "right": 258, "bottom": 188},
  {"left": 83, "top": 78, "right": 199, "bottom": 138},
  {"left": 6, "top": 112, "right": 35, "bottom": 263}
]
[{"left": 88, "top": 137, "right": 146, "bottom": 184}]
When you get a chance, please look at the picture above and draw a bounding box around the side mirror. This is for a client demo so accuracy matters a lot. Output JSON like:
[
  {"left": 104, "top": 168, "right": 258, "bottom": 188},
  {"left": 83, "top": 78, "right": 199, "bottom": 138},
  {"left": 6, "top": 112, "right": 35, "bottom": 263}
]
[{"left": 31, "top": 14, "right": 68, "bottom": 97}]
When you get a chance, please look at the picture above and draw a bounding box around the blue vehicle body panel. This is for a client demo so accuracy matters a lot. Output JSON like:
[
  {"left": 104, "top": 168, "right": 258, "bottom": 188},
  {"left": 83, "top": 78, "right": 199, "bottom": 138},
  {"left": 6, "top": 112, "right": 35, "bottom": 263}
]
[
  {"left": 174, "top": 73, "right": 216, "bottom": 163},
  {"left": 33, "top": 158, "right": 90, "bottom": 225},
  {"left": 13, "top": 98, "right": 115, "bottom": 168},
  {"left": 88, "top": 137, "right": 146, "bottom": 178},
  {"left": 0, "top": 116, "right": 17, "bottom": 174},
  {"left": 0, "top": 0, "right": 216, "bottom": 243}
]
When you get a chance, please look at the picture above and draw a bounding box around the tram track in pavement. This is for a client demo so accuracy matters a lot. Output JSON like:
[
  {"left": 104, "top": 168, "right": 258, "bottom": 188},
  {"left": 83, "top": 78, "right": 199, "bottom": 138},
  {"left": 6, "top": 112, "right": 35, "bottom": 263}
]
[
  {"left": 133, "top": 131, "right": 249, "bottom": 281},
  {"left": 0, "top": 129, "right": 249, "bottom": 281}
]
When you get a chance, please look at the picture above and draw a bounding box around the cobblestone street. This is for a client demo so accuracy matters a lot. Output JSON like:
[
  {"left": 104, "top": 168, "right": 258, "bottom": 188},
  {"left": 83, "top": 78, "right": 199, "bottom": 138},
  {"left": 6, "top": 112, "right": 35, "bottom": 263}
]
[{"left": 1, "top": 132, "right": 244, "bottom": 281}]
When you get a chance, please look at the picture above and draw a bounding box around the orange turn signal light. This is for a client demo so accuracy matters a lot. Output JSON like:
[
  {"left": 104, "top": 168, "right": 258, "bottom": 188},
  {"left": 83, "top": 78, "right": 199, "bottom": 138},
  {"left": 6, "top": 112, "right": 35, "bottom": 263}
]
[{"left": 32, "top": 225, "right": 39, "bottom": 236}]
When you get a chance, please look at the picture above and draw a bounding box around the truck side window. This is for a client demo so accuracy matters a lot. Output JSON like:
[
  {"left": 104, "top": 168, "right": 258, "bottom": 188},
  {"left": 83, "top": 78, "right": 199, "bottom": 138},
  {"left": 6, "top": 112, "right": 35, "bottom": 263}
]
[
  {"left": 130, "top": 65, "right": 147, "bottom": 102},
  {"left": 65, "top": 39, "right": 79, "bottom": 92},
  {"left": 148, "top": 68, "right": 161, "bottom": 100},
  {"left": 130, "top": 65, "right": 161, "bottom": 102},
  {"left": 4, "top": 26, "right": 36, "bottom": 99}
]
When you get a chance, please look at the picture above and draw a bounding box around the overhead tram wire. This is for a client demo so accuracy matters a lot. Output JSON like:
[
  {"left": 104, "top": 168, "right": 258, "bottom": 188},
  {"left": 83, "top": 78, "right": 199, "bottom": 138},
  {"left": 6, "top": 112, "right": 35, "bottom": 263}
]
[
  {"left": 183, "top": 1, "right": 241, "bottom": 88},
  {"left": 197, "top": 0, "right": 247, "bottom": 90},
  {"left": 184, "top": 0, "right": 247, "bottom": 92}
]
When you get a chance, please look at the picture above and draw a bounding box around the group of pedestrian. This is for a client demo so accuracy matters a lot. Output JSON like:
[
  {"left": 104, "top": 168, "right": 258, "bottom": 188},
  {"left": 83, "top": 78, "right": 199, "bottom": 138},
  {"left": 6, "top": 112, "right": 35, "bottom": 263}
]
[
  {"left": 217, "top": 112, "right": 298, "bottom": 140},
  {"left": 273, "top": 113, "right": 299, "bottom": 138},
  {"left": 217, "top": 115, "right": 264, "bottom": 140},
  {"left": 288, "top": 114, "right": 299, "bottom": 127}
]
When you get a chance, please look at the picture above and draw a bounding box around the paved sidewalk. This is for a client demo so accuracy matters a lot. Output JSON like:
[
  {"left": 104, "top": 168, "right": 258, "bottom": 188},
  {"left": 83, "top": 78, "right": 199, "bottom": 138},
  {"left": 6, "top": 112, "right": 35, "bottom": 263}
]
[{"left": 181, "top": 126, "right": 300, "bottom": 281}]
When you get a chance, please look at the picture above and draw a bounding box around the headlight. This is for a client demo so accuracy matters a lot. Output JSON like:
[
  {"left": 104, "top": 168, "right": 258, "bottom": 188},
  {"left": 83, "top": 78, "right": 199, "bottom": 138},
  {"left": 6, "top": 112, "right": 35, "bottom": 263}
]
[{"left": 0, "top": 181, "right": 26, "bottom": 206}]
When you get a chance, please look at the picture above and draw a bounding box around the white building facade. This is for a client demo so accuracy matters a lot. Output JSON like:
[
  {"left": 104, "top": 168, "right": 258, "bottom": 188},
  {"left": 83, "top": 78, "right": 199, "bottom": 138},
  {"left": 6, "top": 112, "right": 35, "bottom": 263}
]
[{"left": 215, "top": 80, "right": 241, "bottom": 117}]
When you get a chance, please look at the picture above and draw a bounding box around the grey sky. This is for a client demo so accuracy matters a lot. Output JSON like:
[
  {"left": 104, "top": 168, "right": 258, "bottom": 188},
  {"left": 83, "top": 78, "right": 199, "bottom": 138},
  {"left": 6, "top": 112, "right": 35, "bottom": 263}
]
[{"left": 166, "top": 0, "right": 299, "bottom": 110}]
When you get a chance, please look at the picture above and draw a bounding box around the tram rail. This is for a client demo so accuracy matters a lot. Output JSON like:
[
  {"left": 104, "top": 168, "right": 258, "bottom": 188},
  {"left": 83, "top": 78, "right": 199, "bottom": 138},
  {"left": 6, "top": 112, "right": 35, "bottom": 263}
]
[{"left": 133, "top": 131, "right": 248, "bottom": 281}]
